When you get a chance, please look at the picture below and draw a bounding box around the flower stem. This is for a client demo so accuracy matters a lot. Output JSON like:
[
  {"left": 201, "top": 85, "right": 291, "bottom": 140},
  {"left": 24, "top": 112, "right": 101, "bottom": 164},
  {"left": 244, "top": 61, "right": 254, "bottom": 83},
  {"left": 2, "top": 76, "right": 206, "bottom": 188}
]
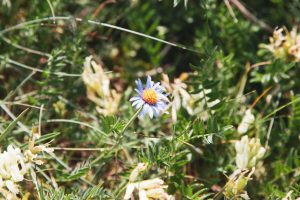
[{"left": 121, "top": 106, "right": 143, "bottom": 135}]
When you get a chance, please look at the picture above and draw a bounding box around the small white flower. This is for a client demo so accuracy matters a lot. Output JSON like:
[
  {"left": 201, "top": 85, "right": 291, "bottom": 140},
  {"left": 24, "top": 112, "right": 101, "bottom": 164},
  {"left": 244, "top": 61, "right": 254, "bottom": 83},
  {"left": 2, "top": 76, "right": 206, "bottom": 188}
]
[
  {"left": 262, "top": 27, "right": 300, "bottom": 62},
  {"left": 207, "top": 99, "right": 220, "bottom": 108},
  {"left": 138, "top": 189, "right": 148, "bottom": 200},
  {"left": 82, "top": 56, "right": 121, "bottom": 116},
  {"left": 161, "top": 73, "right": 192, "bottom": 122},
  {"left": 0, "top": 177, "right": 3, "bottom": 188},
  {"left": 236, "top": 154, "right": 249, "bottom": 170},
  {"left": 0, "top": 145, "right": 28, "bottom": 184},
  {"left": 24, "top": 143, "right": 53, "bottom": 166},
  {"left": 136, "top": 178, "right": 164, "bottom": 189},
  {"left": 124, "top": 183, "right": 136, "bottom": 200},
  {"left": 257, "top": 147, "right": 266, "bottom": 159},
  {"left": 129, "top": 163, "right": 148, "bottom": 182},
  {"left": 0, "top": 139, "right": 49, "bottom": 197},
  {"left": 5, "top": 180, "right": 19, "bottom": 194},
  {"left": 235, "top": 136, "right": 266, "bottom": 169},
  {"left": 0, "top": 144, "right": 42, "bottom": 195},
  {"left": 237, "top": 109, "right": 255, "bottom": 134},
  {"left": 124, "top": 162, "right": 174, "bottom": 200},
  {"left": 124, "top": 178, "right": 174, "bottom": 200},
  {"left": 156, "top": 26, "right": 168, "bottom": 36},
  {"left": 2, "top": 0, "right": 11, "bottom": 8}
]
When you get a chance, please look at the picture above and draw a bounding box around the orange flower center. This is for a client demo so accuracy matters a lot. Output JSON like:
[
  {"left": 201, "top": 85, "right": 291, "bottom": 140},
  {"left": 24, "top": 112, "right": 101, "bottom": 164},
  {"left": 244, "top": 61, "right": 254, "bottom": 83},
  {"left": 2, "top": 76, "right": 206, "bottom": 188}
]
[{"left": 142, "top": 89, "right": 158, "bottom": 105}]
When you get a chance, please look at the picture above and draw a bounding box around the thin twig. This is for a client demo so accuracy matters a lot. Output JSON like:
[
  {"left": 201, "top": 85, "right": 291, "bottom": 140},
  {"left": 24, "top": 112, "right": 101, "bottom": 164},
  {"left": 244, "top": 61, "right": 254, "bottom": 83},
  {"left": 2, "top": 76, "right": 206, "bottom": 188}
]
[
  {"left": 0, "top": 36, "right": 51, "bottom": 57},
  {"left": 92, "top": 0, "right": 116, "bottom": 19},
  {"left": 51, "top": 147, "right": 107, "bottom": 151},
  {"left": 224, "top": 0, "right": 238, "bottom": 23},
  {"left": 46, "top": 118, "right": 108, "bottom": 136},
  {"left": 228, "top": 0, "right": 273, "bottom": 32},
  {"left": 0, "top": 16, "right": 199, "bottom": 53},
  {"left": 250, "top": 61, "right": 272, "bottom": 69},
  {"left": 249, "top": 86, "right": 272, "bottom": 109},
  {"left": 0, "top": 55, "right": 81, "bottom": 77}
]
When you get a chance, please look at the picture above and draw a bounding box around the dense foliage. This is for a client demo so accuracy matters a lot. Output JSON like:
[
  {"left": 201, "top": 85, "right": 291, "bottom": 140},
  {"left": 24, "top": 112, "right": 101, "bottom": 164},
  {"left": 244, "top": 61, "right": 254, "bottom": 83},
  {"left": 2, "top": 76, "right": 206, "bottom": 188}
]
[{"left": 0, "top": 0, "right": 300, "bottom": 199}]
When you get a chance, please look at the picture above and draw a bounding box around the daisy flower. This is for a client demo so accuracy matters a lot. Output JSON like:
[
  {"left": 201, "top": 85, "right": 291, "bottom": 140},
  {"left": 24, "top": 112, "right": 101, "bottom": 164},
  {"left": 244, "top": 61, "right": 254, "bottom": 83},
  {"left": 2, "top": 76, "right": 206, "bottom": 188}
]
[{"left": 130, "top": 76, "right": 169, "bottom": 118}]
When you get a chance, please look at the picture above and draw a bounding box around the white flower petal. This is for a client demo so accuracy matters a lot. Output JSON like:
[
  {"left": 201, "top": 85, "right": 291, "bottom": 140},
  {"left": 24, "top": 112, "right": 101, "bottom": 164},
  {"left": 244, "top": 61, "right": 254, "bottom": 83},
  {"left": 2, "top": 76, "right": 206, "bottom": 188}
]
[
  {"left": 146, "top": 76, "right": 152, "bottom": 88},
  {"left": 207, "top": 99, "right": 220, "bottom": 108},
  {"left": 146, "top": 105, "right": 153, "bottom": 119},
  {"left": 137, "top": 178, "right": 164, "bottom": 190},
  {"left": 139, "top": 189, "right": 149, "bottom": 200},
  {"left": 5, "top": 180, "right": 19, "bottom": 194},
  {"left": 257, "top": 147, "right": 266, "bottom": 159},
  {"left": 136, "top": 101, "right": 145, "bottom": 109},
  {"left": 10, "top": 164, "right": 24, "bottom": 182},
  {"left": 130, "top": 96, "right": 141, "bottom": 102},
  {"left": 124, "top": 183, "right": 136, "bottom": 200}
]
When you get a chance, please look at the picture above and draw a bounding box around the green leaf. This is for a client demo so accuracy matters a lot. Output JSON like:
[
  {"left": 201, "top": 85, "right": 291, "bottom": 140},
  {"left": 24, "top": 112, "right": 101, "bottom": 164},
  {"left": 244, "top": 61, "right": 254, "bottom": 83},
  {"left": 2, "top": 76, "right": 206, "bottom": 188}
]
[
  {"left": 20, "top": 131, "right": 61, "bottom": 149},
  {"left": 61, "top": 161, "right": 91, "bottom": 182}
]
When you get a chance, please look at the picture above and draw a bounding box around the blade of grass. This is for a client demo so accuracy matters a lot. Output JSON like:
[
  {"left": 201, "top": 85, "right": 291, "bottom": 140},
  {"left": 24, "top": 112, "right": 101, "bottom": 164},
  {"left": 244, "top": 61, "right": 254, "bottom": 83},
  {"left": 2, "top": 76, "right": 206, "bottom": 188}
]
[
  {"left": 46, "top": 0, "right": 56, "bottom": 24},
  {"left": 0, "top": 104, "right": 31, "bottom": 134},
  {"left": 262, "top": 97, "right": 300, "bottom": 121},
  {"left": 51, "top": 147, "right": 107, "bottom": 151},
  {"left": 30, "top": 167, "right": 43, "bottom": 200},
  {"left": 35, "top": 165, "right": 58, "bottom": 189},
  {"left": 0, "top": 108, "right": 29, "bottom": 143},
  {"left": 39, "top": 104, "right": 44, "bottom": 135},
  {"left": 46, "top": 118, "right": 108, "bottom": 137},
  {"left": 0, "top": 101, "right": 44, "bottom": 110},
  {"left": 3, "top": 71, "right": 36, "bottom": 101},
  {"left": 20, "top": 132, "right": 61, "bottom": 149}
]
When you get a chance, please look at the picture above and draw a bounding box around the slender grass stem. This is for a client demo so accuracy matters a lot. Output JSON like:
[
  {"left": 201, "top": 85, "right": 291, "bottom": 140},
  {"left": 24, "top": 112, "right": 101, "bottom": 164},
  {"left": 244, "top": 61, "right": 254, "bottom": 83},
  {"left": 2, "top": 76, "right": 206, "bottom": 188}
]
[
  {"left": 38, "top": 104, "right": 44, "bottom": 135},
  {"left": 0, "top": 104, "right": 31, "bottom": 134},
  {"left": 0, "top": 101, "right": 44, "bottom": 110},
  {"left": 0, "top": 16, "right": 200, "bottom": 53},
  {"left": 51, "top": 147, "right": 107, "bottom": 151},
  {"left": 46, "top": 0, "right": 56, "bottom": 24},
  {"left": 0, "top": 55, "right": 81, "bottom": 77},
  {"left": 0, "top": 36, "right": 51, "bottom": 57},
  {"left": 120, "top": 107, "right": 142, "bottom": 135},
  {"left": 3, "top": 71, "right": 36, "bottom": 101},
  {"left": 46, "top": 119, "right": 108, "bottom": 137},
  {"left": 30, "top": 168, "right": 42, "bottom": 200},
  {"left": 262, "top": 97, "right": 300, "bottom": 121}
]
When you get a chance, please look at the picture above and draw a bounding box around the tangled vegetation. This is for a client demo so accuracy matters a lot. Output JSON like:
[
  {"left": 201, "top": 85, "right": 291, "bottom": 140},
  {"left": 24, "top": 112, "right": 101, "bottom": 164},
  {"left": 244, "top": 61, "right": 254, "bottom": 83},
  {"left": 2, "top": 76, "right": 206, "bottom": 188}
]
[{"left": 1, "top": 0, "right": 300, "bottom": 199}]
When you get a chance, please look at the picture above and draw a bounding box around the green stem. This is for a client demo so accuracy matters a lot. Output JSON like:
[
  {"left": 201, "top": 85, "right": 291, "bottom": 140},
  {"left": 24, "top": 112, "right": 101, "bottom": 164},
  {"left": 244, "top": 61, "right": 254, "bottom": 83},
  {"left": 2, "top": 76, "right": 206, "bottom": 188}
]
[{"left": 121, "top": 106, "right": 143, "bottom": 135}]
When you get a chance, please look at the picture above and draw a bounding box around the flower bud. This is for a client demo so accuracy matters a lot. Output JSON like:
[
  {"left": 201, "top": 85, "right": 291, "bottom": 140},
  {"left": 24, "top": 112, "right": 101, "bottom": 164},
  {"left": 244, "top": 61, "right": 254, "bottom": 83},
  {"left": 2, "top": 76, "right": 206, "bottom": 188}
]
[
  {"left": 235, "top": 136, "right": 266, "bottom": 169},
  {"left": 238, "top": 109, "right": 255, "bottom": 134}
]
